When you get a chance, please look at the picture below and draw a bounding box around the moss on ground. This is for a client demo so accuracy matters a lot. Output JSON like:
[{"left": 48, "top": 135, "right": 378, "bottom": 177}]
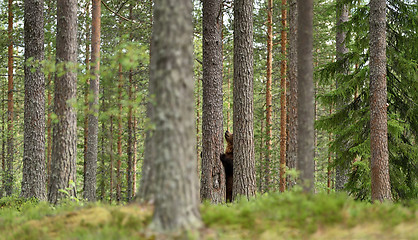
[{"left": 0, "top": 192, "right": 416, "bottom": 239}]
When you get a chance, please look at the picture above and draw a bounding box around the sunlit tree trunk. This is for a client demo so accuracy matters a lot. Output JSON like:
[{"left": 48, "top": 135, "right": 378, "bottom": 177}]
[
  {"left": 296, "top": 0, "right": 314, "bottom": 193},
  {"left": 21, "top": 0, "right": 47, "bottom": 200},
  {"left": 233, "top": 0, "right": 256, "bottom": 200},
  {"left": 369, "top": 0, "right": 392, "bottom": 203},
  {"left": 48, "top": 0, "right": 78, "bottom": 204}
]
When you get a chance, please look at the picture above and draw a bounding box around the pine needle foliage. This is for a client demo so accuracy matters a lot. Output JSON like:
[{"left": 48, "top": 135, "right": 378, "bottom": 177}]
[{"left": 317, "top": 0, "right": 418, "bottom": 201}]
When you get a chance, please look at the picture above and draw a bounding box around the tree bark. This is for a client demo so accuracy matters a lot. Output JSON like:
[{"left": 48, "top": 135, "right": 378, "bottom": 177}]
[
  {"left": 84, "top": 0, "right": 101, "bottom": 202},
  {"left": 335, "top": 0, "right": 349, "bottom": 191},
  {"left": 117, "top": 63, "right": 123, "bottom": 203},
  {"left": 286, "top": 0, "right": 298, "bottom": 189},
  {"left": 127, "top": 70, "right": 134, "bottom": 202},
  {"left": 201, "top": 0, "right": 225, "bottom": 204},
  {"left": 296, "top": 0, "right": 314, "bottom": 193},
  {"left": 109, "top": 115, "right": 114, "bottom": 203},
  {"left": 265, "top": 0, "right": 273, "bottom": 193},
  {"left": 46, "top": 75, "right": 52, "bottom": 189},
  {"left": 233, "top": 0, "right": 256, "bottom": 200},
  {"left": 279, "top": 0, "right": 287, "bottom": 193},
  {"left": 6, "top": 0, "right": 14, "bottom": 197},
  {"left": 21, "top": 0, "right": 47, "bottom": 200},
  {"left": 48, "top": 0, "right": 78, "bottom": 205},
  {"left": 147, "top": 0, "right": 202, "bottom": 232},
  {"left": 369, "top": 0, "right": 392, "bottom": 202},
  {"left": 1, "top": 81, "right": 5, "bottom": 197},
  {"left": 83, "top": 0, "right": 90, "bottom": 198}
]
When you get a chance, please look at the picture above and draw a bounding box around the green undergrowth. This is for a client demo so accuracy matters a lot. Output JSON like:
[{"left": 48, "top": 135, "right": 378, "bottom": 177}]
[{"left": 0, "top": 192, "right": 416, "bottom": 239}]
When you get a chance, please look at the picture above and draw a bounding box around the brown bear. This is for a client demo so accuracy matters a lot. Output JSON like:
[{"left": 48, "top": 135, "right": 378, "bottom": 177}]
[{"left": 220, "top": 130, "right": 233, "bottom": 202}]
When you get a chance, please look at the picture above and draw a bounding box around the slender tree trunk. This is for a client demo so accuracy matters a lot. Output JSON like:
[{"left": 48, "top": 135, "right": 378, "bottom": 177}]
[
  {"left": 137, "top": 0, "right": 155, "bottom": 203},
  {"left": 196, "top": 77, "right": 200, "bottom": 175},
  {"left": 6, "top": 0, "right": 14, "bottom": 197},
  {"left": 84, "top": 0, "right": 101, "bottom": 202},
  {"left": 279, "top": 0, "right": 287, "bottom": 193},
  {"left": 48, "top": 0, "right": 78, "bottom": 204},
  {"left": 146, "top": 0, "right": 202, "bottom": 232},
  {"left": 83, "top": 0, "right": 90, "bottom": 195},
  {"left": 201, "top": 0, "right": 225, "bottom": 203},
  {"left": 117, "top": 63, "right": 123, "bottom": 203},
  {"left": 127, "top": 70, "right": 134, "bottom": 202},
  {"left": 227, "top": 68, "right": 231, "bottom": 131},
  {"left": 233, "top": 0, "right": 256, "bottom": 200},
  {"left": 259, "top": 120, "right": 264, "bottom": 192},
  {"left": 296, "top": 0, "right": 314, "bottom": 193},
  {"left": 286, "top": 0, "right": 297, "bottom": 189},
  {"left": 335, "top": 0, "right": 349, "bottom": 191},
  {"left": 100, "top": 88, "right": 105, "bottom": 201},
  {"left": 132, "top": 114, "right": 137, "bottom": 199},
  {"left": 46, "top": 75, "right": 52, "bottom": 189},
  {"left": 126, "top": 6, "right": 134, "bottom": 203},
  {"left": 21, "top": 0, "right": 47, "bottom": 200},
  {"left": 369, "top": 0, "right": 392, "bottom": 202},
  {"left": 109, "top": 115, "right": 114, "bottom": 203},
  {"left": 265, "top": 0, "right": 273, "bottom": 192},
  {"left": 327, "top": 101, "right": 333, "bottom": 194},
  {"left": 1, "top": 83, "right": 5, "bottom": 197}
]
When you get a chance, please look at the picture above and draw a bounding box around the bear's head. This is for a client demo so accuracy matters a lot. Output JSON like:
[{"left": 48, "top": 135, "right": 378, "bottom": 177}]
[{"left": 225, "top": 130, "right": 233, "bottom": 154}]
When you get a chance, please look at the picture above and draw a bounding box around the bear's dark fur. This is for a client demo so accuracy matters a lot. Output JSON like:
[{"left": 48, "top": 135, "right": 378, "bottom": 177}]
[{"left": 220, "top": 131, "right": 233, "bottom": 202}]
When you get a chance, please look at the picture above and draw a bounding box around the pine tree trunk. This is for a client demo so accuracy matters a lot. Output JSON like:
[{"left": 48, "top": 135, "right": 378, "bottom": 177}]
[
  {"left": 369, "top": 0, "right": 392, "bottom": 202},
  {"left": 109, "top": 115, "right": 114, "bottom": 203},
  {"left": 6, "top": 0, "right": 14, "bottom": 197},
  {"left": 84, "top": 0, "right": 101, "bottom": 202},
  {"left": 127, "top": 70, "right": 134, "bottom": 202},
  {"left": 148, "top": 0, "right": 202, "bottom": 232},
  {"left": 296, "top": 0, "right": 314, "bottom": 193},
  {"left": 99, "top": 93, "right": 105, "bottom": 201},
  {"left": 137, "top": 0, "right": 155, "bottom": 203},
  {"left": 117, "top": 63, "right": 123, "bottom": 203},
  {"left": 132, "top": 114, "right": 137, "bottom": 199},
  {"left": 265, "top": 0, "right": 273, "bottom": 192},
  {"left": 201, "top": 0, "right": 225, "bottom": 204},
  {"left": 83, "top": 0, "right": 90, "bottom": 197},
  {"left": 279, "top": 0, "right": 287, "bottom": 193},
  {"left": 1, "top": 83, "right": 5, "bottom": 198},
  {"left": 21, "top": 0, "right": 47, "bottom": 200},
  {"left": 48, "top": 0, "right": 78, "bottom": 204},
  {"left": 233, "top": 0, "right": 256, "bottom": 200},
  {"left": 335, "top": 0, "right": 349, "bottom": 191},
  {"left": 46, "top": 75, "right": 52, "bottom": 189},
  {"left": 126, "top": 7, "right": 134, "bottom": 203},
  {"left": 286, "top": 0, "right": 298, "bottom": 189}
]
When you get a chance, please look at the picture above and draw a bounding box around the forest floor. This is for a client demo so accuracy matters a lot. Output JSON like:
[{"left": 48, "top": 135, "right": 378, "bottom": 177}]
[{"left": 0, "top": 192, "right": 416, "bottom": 239}]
